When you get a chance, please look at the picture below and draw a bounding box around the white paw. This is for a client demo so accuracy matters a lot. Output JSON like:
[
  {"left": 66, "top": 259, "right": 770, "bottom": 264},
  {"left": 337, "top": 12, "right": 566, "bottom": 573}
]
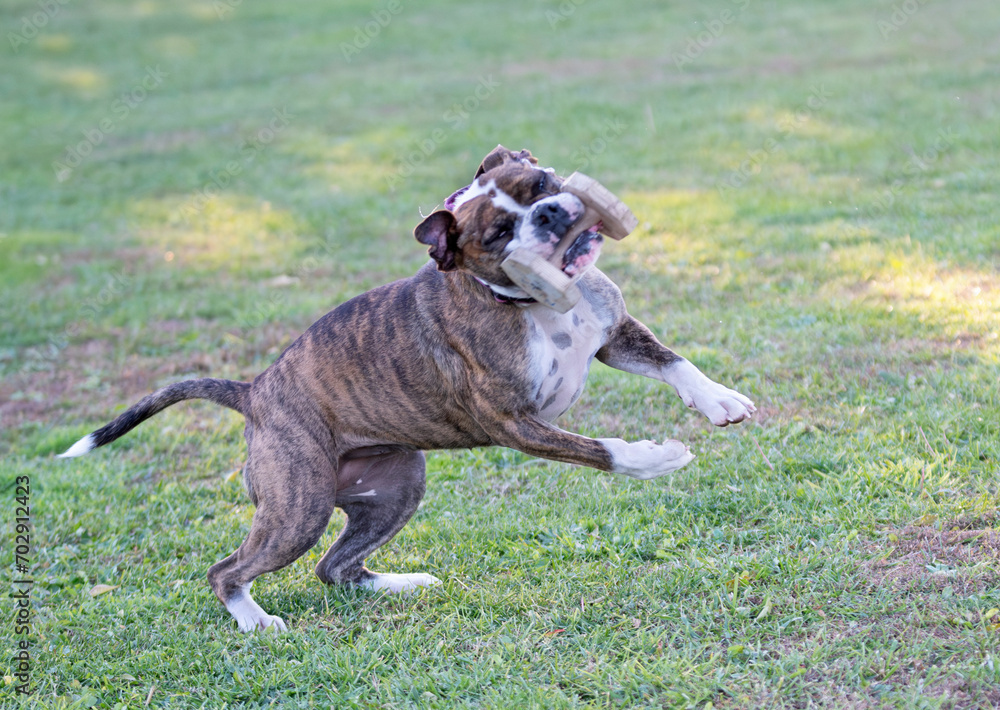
[
  {"left": 247, "top": 613, "right": 287, "bottom": 633},
  {"left": 670, "top": 362, "right": 756, "bottom": 427},
  {"left": 599, "top": 438, "right": 696, "bottom": 480},
  {"left": 225, "top": 593, "right": 288, "bottom": 633},
  {"left": 360, "top": 572, "right": 442, "bottom": 594}
]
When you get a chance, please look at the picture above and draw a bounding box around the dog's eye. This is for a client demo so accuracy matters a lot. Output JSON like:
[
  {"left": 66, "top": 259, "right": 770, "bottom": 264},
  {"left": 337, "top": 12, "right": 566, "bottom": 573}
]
[
  {"left": 485, "top": 227, "right": 511, "bottom": 246},
  {"left": 535, "top": 175, "right": 548, "bottom": 194}
]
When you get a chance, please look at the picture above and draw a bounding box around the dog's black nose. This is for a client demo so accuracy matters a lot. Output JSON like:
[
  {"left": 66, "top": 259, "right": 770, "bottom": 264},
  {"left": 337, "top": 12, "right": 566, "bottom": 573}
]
[{"left": 532, "top": 202, "right": 574, "bottom": 230}]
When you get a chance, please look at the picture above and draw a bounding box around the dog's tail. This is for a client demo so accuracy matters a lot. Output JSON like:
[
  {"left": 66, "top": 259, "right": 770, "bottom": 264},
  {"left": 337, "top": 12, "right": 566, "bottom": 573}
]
[{"left": 57, "top": 378, "right": 250, "bottom": 458}]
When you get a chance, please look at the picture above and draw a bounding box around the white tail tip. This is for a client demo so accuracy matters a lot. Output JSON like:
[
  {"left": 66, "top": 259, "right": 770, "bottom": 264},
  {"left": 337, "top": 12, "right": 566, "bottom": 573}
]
[{"left": 58, "top": 434, "right": 95, "bottom": 458}]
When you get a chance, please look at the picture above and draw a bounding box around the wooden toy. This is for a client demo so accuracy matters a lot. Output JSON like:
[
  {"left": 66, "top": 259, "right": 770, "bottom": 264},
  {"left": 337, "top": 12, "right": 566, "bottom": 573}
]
[{"left": 501, "top": 172, "right": 638, "bottom": 312}]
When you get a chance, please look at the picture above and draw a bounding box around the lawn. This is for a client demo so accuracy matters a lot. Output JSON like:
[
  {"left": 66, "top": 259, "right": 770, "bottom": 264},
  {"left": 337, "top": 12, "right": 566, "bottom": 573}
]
[{"left": 2, "top": 0, "right": 999, "bottom": 707}]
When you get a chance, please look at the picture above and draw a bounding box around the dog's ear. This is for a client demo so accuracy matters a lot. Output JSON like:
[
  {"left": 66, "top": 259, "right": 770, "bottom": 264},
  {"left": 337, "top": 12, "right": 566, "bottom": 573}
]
[
  {"left": 475, "top": 145, "right": 538, "bottom": 179},
  {"left": 414, "top": 210, "right": 460, "bottom": 272}
]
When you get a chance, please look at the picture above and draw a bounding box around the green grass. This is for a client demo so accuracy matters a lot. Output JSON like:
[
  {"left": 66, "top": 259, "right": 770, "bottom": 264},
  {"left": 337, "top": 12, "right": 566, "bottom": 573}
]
[{"left": 2, "top": 0, "right": 1000, "bottom": 707}]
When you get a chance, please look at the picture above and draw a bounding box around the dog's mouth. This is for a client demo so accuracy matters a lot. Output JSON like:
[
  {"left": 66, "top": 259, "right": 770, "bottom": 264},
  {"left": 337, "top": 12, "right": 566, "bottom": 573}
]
[{"left": 561, "top": 223, "right": 604, "bottom": 277}]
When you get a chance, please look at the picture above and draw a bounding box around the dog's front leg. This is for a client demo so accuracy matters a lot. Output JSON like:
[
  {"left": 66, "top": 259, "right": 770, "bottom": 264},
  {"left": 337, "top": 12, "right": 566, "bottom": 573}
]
[
  {"left": 479, "top": 414, "right": 695, "bottom": 480},
  {"left": 597, "top": 316, "right": 756, "bottom": 427}
]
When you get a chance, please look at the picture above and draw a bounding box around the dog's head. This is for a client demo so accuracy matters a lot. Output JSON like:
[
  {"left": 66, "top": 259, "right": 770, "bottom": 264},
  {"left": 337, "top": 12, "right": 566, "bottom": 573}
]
[{"left": 414, "top": 145, "right": 603, "bottom": 294}]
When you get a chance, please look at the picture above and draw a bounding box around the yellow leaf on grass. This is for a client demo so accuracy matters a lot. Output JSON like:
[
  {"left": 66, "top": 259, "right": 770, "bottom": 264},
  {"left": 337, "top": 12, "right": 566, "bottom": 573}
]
[
  {"left": 89, "top": 584, "right": 119, "bottom": 597},
  {"left": 225, "top": 469, "right": 241, "bottom": 483}
]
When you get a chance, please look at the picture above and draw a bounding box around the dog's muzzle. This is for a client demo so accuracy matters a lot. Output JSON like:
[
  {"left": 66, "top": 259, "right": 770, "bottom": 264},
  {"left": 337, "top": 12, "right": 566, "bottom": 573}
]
[{"left": 516, "top": 194, "right": 603, "bottom": 277}]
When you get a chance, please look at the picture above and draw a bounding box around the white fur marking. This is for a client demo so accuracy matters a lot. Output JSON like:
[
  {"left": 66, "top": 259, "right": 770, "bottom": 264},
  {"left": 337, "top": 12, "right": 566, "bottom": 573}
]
[
  {"left": 526, "top": 296, "right": 609, "bottom": 421},
  {"left": 360, "top": 572, "right": 442, "bottom": 594},
  {"left": 350, "top": 489, "right": 377, "bottom": 497},
  {"left": 225, "top": 586, "right": 287, "bottom": 633},
  {"left": 356, "top": 479, "right": 363, "bottom": 485},
  {"left": 58, "top": 434, "right": 95, "bottom": 458},
  {"left": 666, "top": 360, "right": 713, "bottom": 400},
  {"left": 474, "top": 276, "right": 531, "bottom": 300},
  {"left": 452, "top": 178, "right": 529, "bottom": 216},
  {"left": 663, "top": 360, "right": 756, "bottom": 427},
  {"left": 451, "top": 178, "right": 489, "bottom": 210},
  {"left": 487, "top": 184, "right": 530, "bottom": 216},
  {"left": 507, "top": 193, "right": 584, "bottom": 256},
  {"left": 598, "top": 437, "right": 696, "bottom": 480}
]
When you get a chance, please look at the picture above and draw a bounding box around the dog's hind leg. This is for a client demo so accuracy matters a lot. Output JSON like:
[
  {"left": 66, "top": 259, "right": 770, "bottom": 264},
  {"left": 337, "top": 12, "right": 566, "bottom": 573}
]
[
  {"left": 315, "top": 449, "right": 440, "bottom": 593},
  {"left": 208, "top": 446, "right": 337, "bottom": 633}
]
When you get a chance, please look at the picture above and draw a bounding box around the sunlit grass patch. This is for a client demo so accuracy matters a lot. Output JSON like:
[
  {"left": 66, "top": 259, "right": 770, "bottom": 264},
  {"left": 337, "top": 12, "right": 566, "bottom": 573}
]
[
  {"left": 134, "top": 195, "right": 303, "bottom": 274},
  {"left": 33, "top": 64, "right": 106, "bottom": 94}
]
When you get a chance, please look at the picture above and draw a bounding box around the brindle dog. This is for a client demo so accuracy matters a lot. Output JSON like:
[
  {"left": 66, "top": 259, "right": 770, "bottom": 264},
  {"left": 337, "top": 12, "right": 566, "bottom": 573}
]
[{"left": 60, "top": 146, "right": 755, "bottom": 632}]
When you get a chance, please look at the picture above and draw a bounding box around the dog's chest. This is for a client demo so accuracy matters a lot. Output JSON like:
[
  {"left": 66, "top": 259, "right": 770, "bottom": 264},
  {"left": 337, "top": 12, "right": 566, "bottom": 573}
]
[{"left": 525, "top": 299, "right": 609, "bottom": 421}]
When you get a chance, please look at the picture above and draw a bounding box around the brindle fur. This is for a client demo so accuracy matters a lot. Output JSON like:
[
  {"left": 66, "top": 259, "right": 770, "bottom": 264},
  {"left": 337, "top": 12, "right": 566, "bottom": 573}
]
[{"left": 61, "top": 146, "right": 754, "bottom": 631}]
